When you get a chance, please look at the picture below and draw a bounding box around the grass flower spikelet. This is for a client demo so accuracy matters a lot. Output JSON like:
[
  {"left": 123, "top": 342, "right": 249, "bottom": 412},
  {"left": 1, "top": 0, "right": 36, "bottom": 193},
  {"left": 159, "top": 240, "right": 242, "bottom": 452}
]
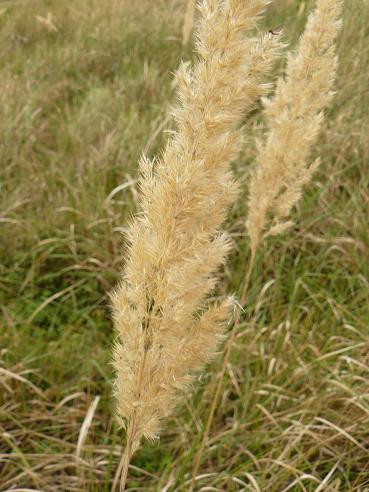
[
  {"left": 247, "top": 0, "right": 343, "bottom": 254},
  {"left": 111, "top": 1, "right": 282, "bottom": 481}
]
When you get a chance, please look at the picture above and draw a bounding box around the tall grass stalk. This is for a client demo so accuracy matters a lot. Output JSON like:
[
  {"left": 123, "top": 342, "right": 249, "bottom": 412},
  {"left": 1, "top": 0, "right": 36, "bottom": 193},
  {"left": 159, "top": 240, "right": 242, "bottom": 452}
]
[{"left": 111, "top": 0, "right": 282, "bottom": 488}]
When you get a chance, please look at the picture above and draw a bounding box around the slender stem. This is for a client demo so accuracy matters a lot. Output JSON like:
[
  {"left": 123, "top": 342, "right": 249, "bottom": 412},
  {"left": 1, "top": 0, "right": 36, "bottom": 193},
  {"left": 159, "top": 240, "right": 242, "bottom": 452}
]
[
  {"left": 190, "top": 251, "right": 256, "bottom": 490},
  {"left": 119, "top": 414, "right": 141, "bottom": 492},
  {"left": 118, "top": 324, "right": 150, "bottom": 491},
  {"left": 119, "top": 436, "right": 132, "bottom": 492}
]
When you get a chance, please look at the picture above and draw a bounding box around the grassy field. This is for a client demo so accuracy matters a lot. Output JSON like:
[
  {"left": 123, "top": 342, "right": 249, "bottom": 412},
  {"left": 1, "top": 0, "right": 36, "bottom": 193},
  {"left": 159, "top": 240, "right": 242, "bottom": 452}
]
[{"left": 1, "top": 0, "right": 368, "bottom": 490}]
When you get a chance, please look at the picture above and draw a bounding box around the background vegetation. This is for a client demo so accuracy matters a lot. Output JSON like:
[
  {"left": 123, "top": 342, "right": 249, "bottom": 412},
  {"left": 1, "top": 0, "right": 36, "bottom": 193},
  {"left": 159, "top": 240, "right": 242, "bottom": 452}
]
[{"left": 1, "top": 0, "right": 368, "bottom": 490}]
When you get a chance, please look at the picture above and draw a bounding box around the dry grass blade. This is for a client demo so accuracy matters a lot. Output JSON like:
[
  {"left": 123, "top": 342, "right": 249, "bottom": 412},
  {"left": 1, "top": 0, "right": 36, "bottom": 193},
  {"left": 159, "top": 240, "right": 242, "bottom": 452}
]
[
  {"left": 2, "top": 489, "right": 46, "bottom": 492},
  {"left": 26, "top": 281, "right": 85, "bottom": 324},
  {"left": 0, "top": 367, "right": 46, "bottom": 400},
  {"left": 76, "top": 395, "right": 100, "bottom": 461},
  {"left": 314, "top": 462, "right": 340, "bottom": 492}
]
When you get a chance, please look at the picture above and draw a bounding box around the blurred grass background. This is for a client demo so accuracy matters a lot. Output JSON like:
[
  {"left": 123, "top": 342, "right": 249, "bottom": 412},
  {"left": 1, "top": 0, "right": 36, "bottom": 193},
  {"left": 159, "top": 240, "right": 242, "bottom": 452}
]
[{"left": 0, "top": 0, "right": 368, "bottom": 490}]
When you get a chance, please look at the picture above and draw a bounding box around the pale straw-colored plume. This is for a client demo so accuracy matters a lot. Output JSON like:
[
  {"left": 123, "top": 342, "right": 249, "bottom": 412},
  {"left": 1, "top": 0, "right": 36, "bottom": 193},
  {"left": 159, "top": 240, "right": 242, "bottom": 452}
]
[
  {"left": 247, "top": 0, "right": 343, "bottom": 257},
  {"left": 111, "top": 0, "right": 282, "bottom": 488}
]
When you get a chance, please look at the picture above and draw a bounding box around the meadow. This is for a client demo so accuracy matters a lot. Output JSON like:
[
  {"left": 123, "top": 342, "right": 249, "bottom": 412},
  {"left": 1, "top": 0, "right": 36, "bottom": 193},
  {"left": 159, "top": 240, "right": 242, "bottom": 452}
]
[{"left": 1, "top": 0, "right": 368, "bottom": 490}]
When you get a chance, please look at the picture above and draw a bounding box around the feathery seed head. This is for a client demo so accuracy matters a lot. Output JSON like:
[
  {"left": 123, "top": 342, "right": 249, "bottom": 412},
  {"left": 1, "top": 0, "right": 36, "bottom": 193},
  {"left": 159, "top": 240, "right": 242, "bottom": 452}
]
[
  {"left": 112, "top": 0, "right": 282, "bottom": 445},
  {"left": 246, "top": 0, "right": 343, "bottom": 254}
]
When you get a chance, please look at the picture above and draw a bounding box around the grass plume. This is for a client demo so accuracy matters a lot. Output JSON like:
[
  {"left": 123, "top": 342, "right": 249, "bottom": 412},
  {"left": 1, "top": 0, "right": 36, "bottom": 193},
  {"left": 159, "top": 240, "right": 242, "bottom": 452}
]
[
  {"left": 247, "top": 0, "right": 343, "bottom": 256},
  {"left": 111, "top": 0, "right": 282, "bottom": 487}
]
